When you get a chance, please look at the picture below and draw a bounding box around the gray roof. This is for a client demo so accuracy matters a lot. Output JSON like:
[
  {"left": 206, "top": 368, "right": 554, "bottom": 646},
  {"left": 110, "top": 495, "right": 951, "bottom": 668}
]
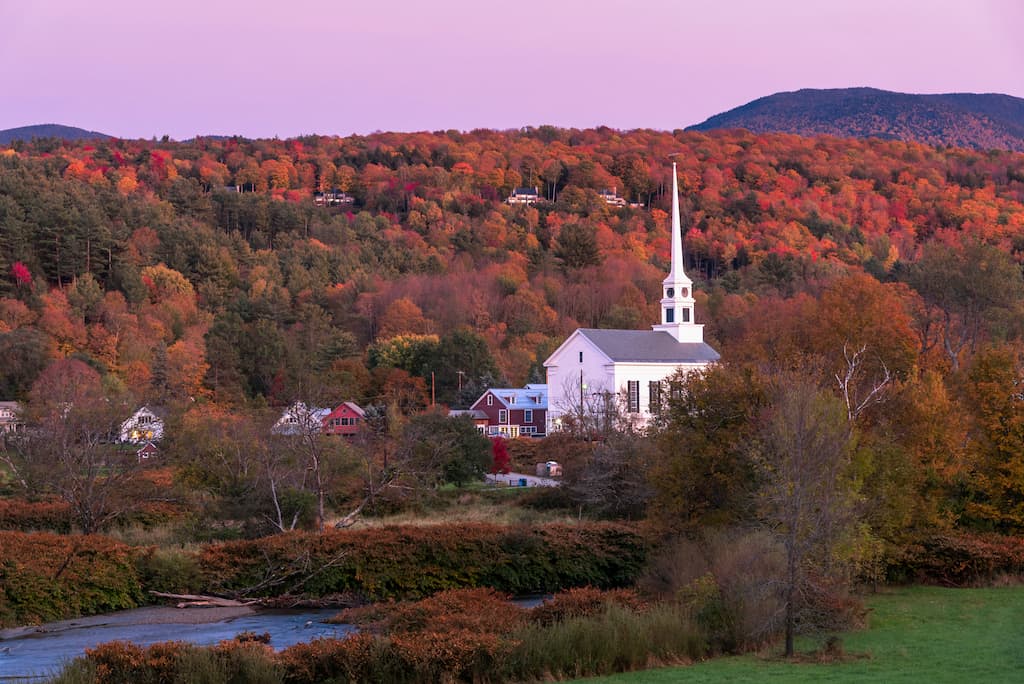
[
  {"left": 449, "top": 409, "right": 488, "bottom": 420},
  {"left": 483, "top": 386, "right": 548, "bottom": 410},
  {"left": 577, "top": 329, "right": 720, "bottom": 363}
]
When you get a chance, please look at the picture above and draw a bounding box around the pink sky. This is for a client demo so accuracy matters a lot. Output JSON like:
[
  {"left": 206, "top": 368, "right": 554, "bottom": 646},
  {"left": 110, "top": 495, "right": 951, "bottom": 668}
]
[{"left": 2, "top": 0, "right": 1023, "bottom": 139}]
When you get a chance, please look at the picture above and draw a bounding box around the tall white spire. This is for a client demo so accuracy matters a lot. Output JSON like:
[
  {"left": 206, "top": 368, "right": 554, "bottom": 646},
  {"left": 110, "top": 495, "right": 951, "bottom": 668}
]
[
  {"left": 653, "top": 161, "right": 704, "bottom": 343},
  {"left": 668, "top": 162, "right": 686, "bottom": 282}
]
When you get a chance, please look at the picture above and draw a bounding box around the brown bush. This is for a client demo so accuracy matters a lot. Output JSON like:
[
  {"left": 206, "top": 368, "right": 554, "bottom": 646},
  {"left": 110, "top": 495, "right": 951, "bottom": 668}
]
[
  {"left": 195, "top": 522, "right": 647, "bottom": 601},
  {"left": 641, "top": 530, "right": 787, "bottom": 652},
  {"left": 885, "top": 532, "right": 1024, "bottom": 586},
  {"left": 529, "top": 586, "right": 646, "bottom": 626},
  {"left": 0, "top": 498, "right": 73, "bottom": 532},
  {"left": 0, "top": 531, "right": 143, "bottom": 627}
]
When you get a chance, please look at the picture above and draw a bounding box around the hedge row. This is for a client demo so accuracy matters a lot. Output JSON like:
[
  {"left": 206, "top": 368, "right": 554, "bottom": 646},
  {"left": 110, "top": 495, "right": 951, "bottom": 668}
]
[
  {"left": 2, "top": 523, "right": 646, "bottom": 627},
  {"left": 0, "top": 498, "right": 74, "bottom": 533},
  {"left": 885, "top": 532, "right": 1024, "bottom": 586},
  {"left": 0, "top": 497, "right": 183, "bottom": 534},
  {"left": 0, "top": 531, "right": 143, "bottom": 627},
  {"left": 196, "top": 522, "right": 647, "bottom": 600}
]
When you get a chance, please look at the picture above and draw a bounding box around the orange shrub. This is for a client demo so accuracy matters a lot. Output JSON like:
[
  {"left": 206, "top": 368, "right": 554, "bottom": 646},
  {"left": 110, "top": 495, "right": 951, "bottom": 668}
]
[
  {"left": 196, "top": 522, "right": 646, "bottom": 601},
  {"left": 0, "top": 531, "right": 143, "bottom": 627},
  {"left": 334, "top": 588, "right": 527, "bottom": 637},
  {"left": 278, "top": 634, "right": 386, "bottom": 684},
  {"left": 529, "top": 586, "right": 647, "bottom": 626},
  {"left": 886, "top": 533, "right": 1024, "bottom": 585},
  {"left": 0, "top": 498, "right": 73, "bottom": 532}
]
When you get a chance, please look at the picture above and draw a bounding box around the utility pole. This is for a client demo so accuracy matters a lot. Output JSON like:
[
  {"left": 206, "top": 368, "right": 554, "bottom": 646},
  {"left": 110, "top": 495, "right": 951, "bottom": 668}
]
[{"left": 579, "top": 369, "right": 586, "bottom": 437}]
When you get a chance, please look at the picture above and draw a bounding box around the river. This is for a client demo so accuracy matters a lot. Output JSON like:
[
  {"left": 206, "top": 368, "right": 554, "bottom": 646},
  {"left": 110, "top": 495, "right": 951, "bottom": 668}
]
[{"left": 0, "top": 607, "right": 352, "bottom": 681}]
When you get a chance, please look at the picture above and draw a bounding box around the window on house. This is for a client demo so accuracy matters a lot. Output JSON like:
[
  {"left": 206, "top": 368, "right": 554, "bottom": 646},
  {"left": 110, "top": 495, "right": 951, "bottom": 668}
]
[
  {"left": 499, "top": 409, "right": 508, "bottom": 424},
  {"left": 579, "top": 351, "right": 583, "bottom": 363},
  {"left": 487, "top": 395, "right": 493, "bottom": 406},
  {"left": 666, "top": 308, "right": 674, "bottom": 323},
  {"left": 524, "top": 409, "right": 533, "bottom": 424},
  {"left": 649, "top": 381, "right": 662, "bottom": 413},
  {"left": 627, "top": 381, "right": 640, "bottom": 413},
  {"left": 670, "top": 382, "right": 684, "bottom": 400},
  {"left": 681, "top": 308, "right": 690, "bottom": 322},
  {"left": 508, "top": 395, "right": 515, "bottom": 405}
]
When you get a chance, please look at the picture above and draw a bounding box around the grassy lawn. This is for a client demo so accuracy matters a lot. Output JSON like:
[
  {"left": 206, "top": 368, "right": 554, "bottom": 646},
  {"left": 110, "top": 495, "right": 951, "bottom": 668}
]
[{"left": 584, "top": 585, "right": 1024, "bottom": 683}]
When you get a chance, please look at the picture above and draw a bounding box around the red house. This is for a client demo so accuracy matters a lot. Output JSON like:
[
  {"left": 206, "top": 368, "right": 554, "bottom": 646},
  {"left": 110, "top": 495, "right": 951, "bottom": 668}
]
[
  {"left": 321, "top": 402, "right": 365, "bottom": 437},
  {"left": 468, "top": 384, "right": 547, "bottom": 438}
]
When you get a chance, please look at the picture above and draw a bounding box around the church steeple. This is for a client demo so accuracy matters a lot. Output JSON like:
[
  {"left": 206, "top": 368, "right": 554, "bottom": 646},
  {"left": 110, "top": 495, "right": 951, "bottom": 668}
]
[{"left": 653, "top": 162, "right": 704, "bottom": 343}]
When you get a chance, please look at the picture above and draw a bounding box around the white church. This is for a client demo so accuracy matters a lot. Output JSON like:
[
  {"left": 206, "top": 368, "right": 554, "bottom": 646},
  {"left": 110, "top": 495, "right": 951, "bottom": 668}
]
[{"left": 544, "top": 163, "right": 720, "bottom": 432}]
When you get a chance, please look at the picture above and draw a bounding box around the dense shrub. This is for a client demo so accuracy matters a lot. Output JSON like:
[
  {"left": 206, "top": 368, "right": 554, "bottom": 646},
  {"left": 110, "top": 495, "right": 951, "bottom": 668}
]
[
  {"left": 641, "top": 530, "right": 789, "bottom": 653},
  {"left": 506, "top": 603, "right": 704, "bottom": 680},
  {"left": 0, "top": 531, "right": 143, "bottom": 627},
  {"left": 134, "top": 547, "right": 204, "bottom": 595},
  {"left": 196, "top": 522, "right": 646, "bottom": 600},
  {"left": 59, "top": 639, "right": 281, "bottom": 684},
  {"left": 0, "top": 496, "right": 182, "bottom": 535},
  {"left": 334, "top": 587, "right": 527, "bottom": 636},
  {"left": 0, "top": 498, "right": 73, "bottom": 532},
  {"left": 528, "top": 586, "right": 646, "bottom": 626},
  {"left": 885, "top": 533, "right": 1024, "bottom": 585},
  {"left": 278, "top": 634, "right": 390, "bottom": 684}
]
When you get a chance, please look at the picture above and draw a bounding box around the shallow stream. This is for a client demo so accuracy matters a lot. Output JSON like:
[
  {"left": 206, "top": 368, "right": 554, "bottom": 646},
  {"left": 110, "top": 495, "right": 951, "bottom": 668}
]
[{"left": 0, "top": 608, "right": 351, "bottom": 680}]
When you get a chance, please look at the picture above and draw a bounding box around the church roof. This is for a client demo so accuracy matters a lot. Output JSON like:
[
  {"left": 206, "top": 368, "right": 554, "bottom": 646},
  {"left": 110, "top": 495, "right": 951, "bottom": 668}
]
[{"left": 577, "top": 329, "right": 720, "bottom": 363}]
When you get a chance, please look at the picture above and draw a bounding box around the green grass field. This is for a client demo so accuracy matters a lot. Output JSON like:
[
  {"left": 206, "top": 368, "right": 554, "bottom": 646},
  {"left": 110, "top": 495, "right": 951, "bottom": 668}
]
[{"left": 584, "top": 585, "right": 1024, "bottom": 683}]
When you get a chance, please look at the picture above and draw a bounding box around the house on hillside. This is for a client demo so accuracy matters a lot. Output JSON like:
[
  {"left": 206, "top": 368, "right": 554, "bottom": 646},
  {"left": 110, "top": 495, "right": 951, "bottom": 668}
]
[
  {"left": 467, "top": 384, "right": 547, "bottom": 438},
  {"left": 598, "top": 187, "right": 627, "bottom": 207},
  {"left": 0, "top": 401, "right": 23, "bottom": 434},
  {"left": 506, "top": 187, "right": 540, "bottom": 205},
  {"left": 120, "top": 406, "right": 166, "bottom": 443},
  {"left": 545, "top": 163, "right": 719, "bottom": 432},
  {"left": 272, "top": 402, "right": 331, "bottom": 436},
  {"left": 136, "top": 441, "right": 160, "bottom": 460},
  {"left": 322, "top": 402, "right": 365, "bottom": 437},
  {"left": 314, "top": 189, "right": 355, "bottom": 206}
]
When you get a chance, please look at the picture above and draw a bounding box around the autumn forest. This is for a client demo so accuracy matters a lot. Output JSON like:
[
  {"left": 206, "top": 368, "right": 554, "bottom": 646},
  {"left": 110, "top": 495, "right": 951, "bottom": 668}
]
[{"left": 4, "top": 125, "right": 1024, "bottom": 678}]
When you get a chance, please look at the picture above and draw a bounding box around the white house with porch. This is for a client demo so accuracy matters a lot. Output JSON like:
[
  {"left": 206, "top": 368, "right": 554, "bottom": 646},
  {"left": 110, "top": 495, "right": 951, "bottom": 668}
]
[
  {"left": 119, "top": 406, "right": 166, "bottom": 443},
  {"left": 271, "top": 402, "right": 331, "bottom": 436},
  {"left": 544, "top": 163, "right": 719, "bottom": 431}
]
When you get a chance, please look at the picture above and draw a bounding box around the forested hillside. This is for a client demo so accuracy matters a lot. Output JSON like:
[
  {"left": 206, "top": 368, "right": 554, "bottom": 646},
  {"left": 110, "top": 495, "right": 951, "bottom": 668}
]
[
  {"left": 3, "top": 127, "right": 1024, "bottom": 410},
  {"left": 0, "top": 124, "right": 111, "bottom": 145},
  {"left": 689, "top": 88, "right": 1024, "bottom": 152}
]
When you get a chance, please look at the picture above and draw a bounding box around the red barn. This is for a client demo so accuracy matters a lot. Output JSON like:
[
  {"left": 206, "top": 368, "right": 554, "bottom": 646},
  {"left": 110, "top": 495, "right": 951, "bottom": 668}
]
[
  {"left": 321, "top": 402, "right": 365, "bottom": 437},
  {"left": 468, "top": 384, "right": 547, "bottom": 438}
]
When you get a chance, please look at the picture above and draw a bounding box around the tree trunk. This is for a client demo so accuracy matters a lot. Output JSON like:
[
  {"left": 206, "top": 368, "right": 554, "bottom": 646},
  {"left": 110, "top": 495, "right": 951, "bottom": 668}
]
[{"left": 785, "top": 549, "right": 796, "bottom": 657}]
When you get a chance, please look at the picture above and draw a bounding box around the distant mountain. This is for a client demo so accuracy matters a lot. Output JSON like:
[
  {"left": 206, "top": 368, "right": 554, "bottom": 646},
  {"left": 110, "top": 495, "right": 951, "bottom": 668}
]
[
  {"left": 0, "top": 124, "right": 111, "bottom": 145},
  {"left": 688, "top": 88, "right": 1024, "bottom": 152}
]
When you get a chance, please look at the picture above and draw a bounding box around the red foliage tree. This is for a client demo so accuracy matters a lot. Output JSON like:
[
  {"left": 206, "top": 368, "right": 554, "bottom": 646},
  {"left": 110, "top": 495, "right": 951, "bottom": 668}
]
[
  {"left": 491, "top": 437, "right": 510, "bottom": 474},
  {"left": 11, "top": 261, "right": 31, "bottom": 287}
]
